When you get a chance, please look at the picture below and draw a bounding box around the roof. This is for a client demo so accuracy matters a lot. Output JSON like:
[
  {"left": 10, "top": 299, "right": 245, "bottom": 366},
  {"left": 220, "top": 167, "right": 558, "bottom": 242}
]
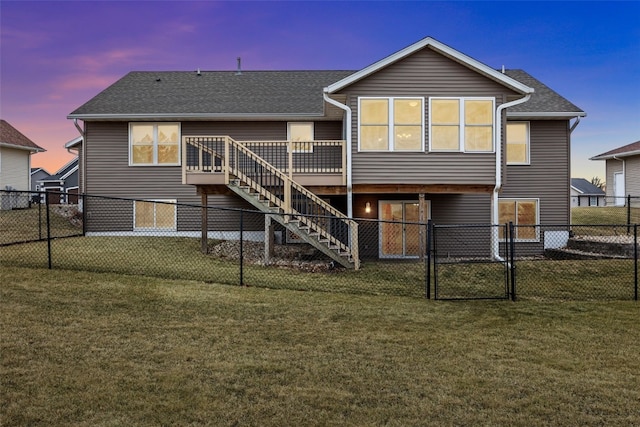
[
  {"left": 325, "top": 37, "right": 533, "bottom": 95},
  {"left": 590, "top": 140, "right": 640, "bottom": 160},
  {"left": 68, "top": 70, "right": 354, "bottom": 120},
  {"left": 571, "top": 178, "right": 605, "bottom": 195},
  {"left": 0, "top": 120, "right": 45, "bottom": 152},
  {"left": 68, "top": 38, "right": 584, "bottom": 121},
  {"left": 39, "top": 157, "right": 78, "bottom": 182},
  {"left": 65, "top": 136, "right": 82, "bottom": 149},
  {"left": 503, "top": 70, "right": 585, "bottom": 118}
]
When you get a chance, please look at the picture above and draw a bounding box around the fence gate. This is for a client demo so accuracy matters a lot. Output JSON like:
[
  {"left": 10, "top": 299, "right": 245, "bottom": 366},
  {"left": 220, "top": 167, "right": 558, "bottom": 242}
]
[{"left": 429, "top": 223, "right": 512, "bottom": 300}]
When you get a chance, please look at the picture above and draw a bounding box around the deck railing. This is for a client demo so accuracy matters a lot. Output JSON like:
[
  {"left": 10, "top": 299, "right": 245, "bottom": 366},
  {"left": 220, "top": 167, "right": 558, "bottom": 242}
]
[
  {"left": 182, "top": 136, "right": 358, "bottom": 268},
  {"left": 184, "top": 137, "right": 346, "bottom": 180}
]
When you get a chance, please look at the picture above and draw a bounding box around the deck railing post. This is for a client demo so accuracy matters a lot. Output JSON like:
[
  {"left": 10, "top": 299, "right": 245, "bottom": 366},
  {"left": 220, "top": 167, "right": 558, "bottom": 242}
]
[{"left": 224, "top": 137, "right": 230, "bottom": 184}]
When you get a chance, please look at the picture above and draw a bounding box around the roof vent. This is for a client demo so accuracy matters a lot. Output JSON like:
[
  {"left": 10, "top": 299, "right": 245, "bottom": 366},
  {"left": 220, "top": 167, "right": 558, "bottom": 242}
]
[
  {"left": 501, "top": 65, "right": 505, "bottom": 74},
  {"left": 236, "top": 57, "right": 242, "bottom": 75},
  {"left": 196, "top": 68, "right": 201, "bottom": 76},
  {"left": 155, "top": 78, "right": 161, "bottom": 82}
]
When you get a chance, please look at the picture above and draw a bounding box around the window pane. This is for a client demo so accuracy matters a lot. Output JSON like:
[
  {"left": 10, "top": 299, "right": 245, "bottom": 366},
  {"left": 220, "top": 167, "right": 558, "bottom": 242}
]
[
  {"left": 381, "top": 202, "right": 403, "bottom": 256},
  {"left": 465, "top": 100, "right": 492, "bottom": 125},
  {"left": 498, "top": 201, "right": 515, "bottom": 239},
  {"left": 394, "top": 99, "right": 422, "bottom": 124},
  {"left": 507, "top": 123, "right": 528, "bottom": 164},
  {"left": 158, "top": 145, "right": 179, "bottom": 164},
  {"left": 465, "top": 127, "right": 493, "bottom": 151},
  {"left": 157, "top": 125, "right": 179, "bottom": 143},
  {"left": 431, "top": 99, "right": 459, "bottom": 124},
  {"left": 132, "top": 146, "right": 153, "bottom": 164},
  {"left": 155, "top": 202, "right": 175, "bottom": 229},
  {"left": 135, "top": 201, "right": 155, "bottom": 228},
  {"left": 394, "top": 125, "right": 421, "bottom": 150},
  {"left": 431, "top": 126, "right": 459, "bottom": 150},
  {"left": 517, "top": 201, "right": 537, "bottom": 224},
  {"left": 361, "top": 126, "right": 389, "bottom": 150},
  {"left": 361, "top": 99, "right": 389, "bottom": 124},
  {"left": 289, "top": 123, "right": 313, "bottom": 141},
  {"left": 132, "top": 125, "right": 154, "bottom": 144}
]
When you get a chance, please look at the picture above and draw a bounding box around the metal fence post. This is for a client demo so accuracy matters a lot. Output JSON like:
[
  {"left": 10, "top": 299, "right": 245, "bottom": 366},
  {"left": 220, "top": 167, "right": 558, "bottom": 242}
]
[
  {"left": 509, "top": 221, "right": 516, "bottom": 301},
  {"left": 82, "top": 194, "right": 87, "bottom": 236},
  {"left": 239, "top": 209, "right": 244, "bottom": 286},
  {"left": 627, "top": 195, "right": 632, "bottom": 235},
  {"left": 634, "top": 224, "right": 638, "bottom": 301},
  {"left": 38, "top": 199, "right": 43, "bottom": 240},
  {"left": 45, "top": 194, "right": 52, "bottom": 269},
  {"left": 425, "top": 220, "right": 432, "bottom": 299}
]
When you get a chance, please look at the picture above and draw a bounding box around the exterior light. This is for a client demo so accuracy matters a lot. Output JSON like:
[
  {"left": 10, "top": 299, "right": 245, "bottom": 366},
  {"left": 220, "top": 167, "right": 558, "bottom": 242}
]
[{"left": 365, "top": 202, "right": 371, "bottom": 213}]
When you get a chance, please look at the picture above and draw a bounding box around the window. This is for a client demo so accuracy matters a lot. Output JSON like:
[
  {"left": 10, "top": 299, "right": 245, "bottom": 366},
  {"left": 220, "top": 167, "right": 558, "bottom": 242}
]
[
  {"left": 134, "top": 200, "right": 176, "bottom": 231},
  {"left": 429, "top": 98, "right": 494, "bottom": 152},
  {"left": 506, "top": 122, "right": 529, "bottom": 164},
  {"left": 130, "top": 123, "right": 180, "bottom": 165},
  {"left": 288, "top": 122, "right": 314, "bottom": 153},
  {"left": 498, "top": 199, "right": 539, "bottom": 241},
  {"left": 359, "top": 97, "right": 423, "bottom": 151}
]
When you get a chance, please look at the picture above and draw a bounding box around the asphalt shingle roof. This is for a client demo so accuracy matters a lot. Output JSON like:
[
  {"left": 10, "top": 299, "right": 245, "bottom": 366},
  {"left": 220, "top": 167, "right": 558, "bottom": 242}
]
[
  {"left": 503, "top": 70, "right": 584, "bottom": 115},
  {"left": 591, "top": 140, "right": 640, "bottom": 159},
  {"left": 0, "top": 120, "right": 45, "bottom": 151},
  {"left": 69, "top": 68, "right": 584, "bottom": 118},
  {"left": 571, "top": 178, "right": 605, "bottom": 195},
  {"left": 69, "top": 71, "right": 355, "bottom": 117}
]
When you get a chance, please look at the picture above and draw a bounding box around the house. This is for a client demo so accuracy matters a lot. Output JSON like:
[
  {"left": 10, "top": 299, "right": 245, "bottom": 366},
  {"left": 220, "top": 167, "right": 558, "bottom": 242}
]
[
  {"left": 37, "top": 156, "right": 80, "bottom": 205},
  {"left": 31, "top": 167, "right": 51, "bottom": 192},
  {"left": 590, "top": 140, "right": 640, "bottom": 206},
  {"left": 67, "top": 37, "right": 585, "bottom": 267},
  {"left": 1, "top": 120, "right": 46, "bottom": 209},
  {"left": 570, "top": 178, "right": 605, "bottom": 207}
]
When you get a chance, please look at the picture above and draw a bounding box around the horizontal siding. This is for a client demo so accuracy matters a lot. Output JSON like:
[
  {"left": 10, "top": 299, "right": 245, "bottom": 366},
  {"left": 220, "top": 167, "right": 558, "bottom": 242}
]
[
  {"left": 340, "top": 48, "right": 515, "bottom": 185},
  {"left": 0, "top": 147, "right": 30, "bottom": 190},
  {"left": 605, "top": 160, "right": 623, "bottom": 199},
  {"left": 502, "top": 121, "right": 570, "bottom": 224},
  {"left": 84, "top": 121, "right": 264, "bottom": 232},
  {"left": 625, "top": 156, "right": 640, "bottom": 196}
]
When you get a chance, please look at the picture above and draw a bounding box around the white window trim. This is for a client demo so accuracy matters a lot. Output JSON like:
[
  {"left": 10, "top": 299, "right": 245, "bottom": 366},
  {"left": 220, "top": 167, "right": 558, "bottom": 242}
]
[
  {"left": 499, "top": 197, "right": 540, "bottom": 242},
  {"left": 506, "top": 121, "right": 530, "bottom": 165},
  {"left": 129, "top": 122, "right": 181, "bottom": 166},
  {"left": 358, "top": 97, "right": 425, "bottom": 152},
  {"left": 133, "top": 199, "right": 177, "bottom": 231},
  {"left": 428, "top": 97, "right": 495, "bottom": 153},
  {"left": 287, "top": 122, "right": 314, "bottom": 153}
]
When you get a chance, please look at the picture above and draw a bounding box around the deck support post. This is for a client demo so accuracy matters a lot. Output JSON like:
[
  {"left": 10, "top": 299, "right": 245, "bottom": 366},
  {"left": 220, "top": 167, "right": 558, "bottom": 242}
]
[{"left": 201, "top": 193, "right": 208, "bottom": 254}]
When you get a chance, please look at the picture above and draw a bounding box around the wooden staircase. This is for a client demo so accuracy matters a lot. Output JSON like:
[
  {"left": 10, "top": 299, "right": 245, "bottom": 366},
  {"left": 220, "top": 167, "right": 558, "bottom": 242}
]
[{"left": 184, "top": 136, "right": 360, "bottom": 269}]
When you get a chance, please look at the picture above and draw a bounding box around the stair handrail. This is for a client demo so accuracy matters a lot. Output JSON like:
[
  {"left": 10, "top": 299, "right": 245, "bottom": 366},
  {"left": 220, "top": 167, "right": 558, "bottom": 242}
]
[{"left": 224, "top": 136, "right": 359, "bottom": 267}]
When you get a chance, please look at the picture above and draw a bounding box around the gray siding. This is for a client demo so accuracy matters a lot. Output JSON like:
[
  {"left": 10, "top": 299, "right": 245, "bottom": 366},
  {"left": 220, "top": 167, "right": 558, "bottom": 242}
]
[
  {"left": 338, "top": 47, "right": 519, "bottom": 185},
  {"left": 502, "top": 120, "right": 571, "bottom": 224},
  {"left": 83, "top": 120, "right": 343, "bottom": 233}
]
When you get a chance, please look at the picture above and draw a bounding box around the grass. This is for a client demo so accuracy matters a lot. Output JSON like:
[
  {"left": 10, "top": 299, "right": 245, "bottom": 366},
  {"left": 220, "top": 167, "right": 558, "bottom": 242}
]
[
  {"left": 572, "top": 206, "right": 640, "bottom": 226},
  {"left": 0, "top": 204, "right": 82, "bottom": 245},
  {"left": 1, "top": 266, "right": 639, "bottom": 426},
  {"left": 1, "top": 235, "right": 636, "bottom": 300}
]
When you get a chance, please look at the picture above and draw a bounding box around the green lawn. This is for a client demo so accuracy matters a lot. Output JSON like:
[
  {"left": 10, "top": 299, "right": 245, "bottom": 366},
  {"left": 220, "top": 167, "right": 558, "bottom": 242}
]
[
  {"left": 0, "top": 204, "right": 82, "bottom": 245},
  {"left": 1, "top": 266, "right": 639, "bottom": 426},
  {"left": 1, "top": 235, "right": 636, "bottom": 300},
  {"left": 572, "top": 206, "right": 640, "bottom": 227}
]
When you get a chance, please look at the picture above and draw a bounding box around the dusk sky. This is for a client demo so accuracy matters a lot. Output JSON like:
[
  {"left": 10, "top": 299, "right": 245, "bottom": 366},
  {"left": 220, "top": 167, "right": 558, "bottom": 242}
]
[{"left": 1, "top": 1, "right": 639, "bottom": 182}]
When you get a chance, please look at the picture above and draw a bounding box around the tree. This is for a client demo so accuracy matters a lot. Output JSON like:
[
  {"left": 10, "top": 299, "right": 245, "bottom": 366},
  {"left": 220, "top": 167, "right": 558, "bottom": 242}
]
[{"left": 591, "top": 176, "right": 605, "bottom": 190}]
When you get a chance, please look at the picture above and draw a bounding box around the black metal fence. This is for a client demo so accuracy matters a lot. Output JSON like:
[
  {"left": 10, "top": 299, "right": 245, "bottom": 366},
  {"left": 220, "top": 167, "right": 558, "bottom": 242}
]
[{"left": 1, "top": 190, "right": 638, "bottom": 301}]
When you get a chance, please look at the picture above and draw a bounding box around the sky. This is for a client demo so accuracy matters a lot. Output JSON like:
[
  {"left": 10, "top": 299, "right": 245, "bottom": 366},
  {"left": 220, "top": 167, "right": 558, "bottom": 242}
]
[{"left": 1, "top": 1, "right": 639, "bottom": 182}]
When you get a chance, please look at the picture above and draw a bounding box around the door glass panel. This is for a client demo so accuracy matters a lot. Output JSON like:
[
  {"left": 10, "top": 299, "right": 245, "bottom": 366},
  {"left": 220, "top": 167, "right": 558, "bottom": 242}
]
[
  {"left": 405, "top": 203, "right": 420, "bottom": 256},
  {"left": 381, "top": 202, "right": 403, "bottom": 256}
]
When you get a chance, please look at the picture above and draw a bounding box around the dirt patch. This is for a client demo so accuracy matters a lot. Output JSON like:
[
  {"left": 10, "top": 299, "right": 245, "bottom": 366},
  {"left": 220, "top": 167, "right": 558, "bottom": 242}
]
[{"left": 208, "top": 240, "right": 339, "bottom": 272}]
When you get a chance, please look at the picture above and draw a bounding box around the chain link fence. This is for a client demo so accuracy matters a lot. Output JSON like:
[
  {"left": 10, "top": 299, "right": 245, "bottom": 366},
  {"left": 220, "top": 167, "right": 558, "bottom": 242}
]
[
  {"left": 571, "top": 195, "right": 640, "bottom": 225},
  {"left": 1, "top": 190, "right": 637, "bottom": 301}
]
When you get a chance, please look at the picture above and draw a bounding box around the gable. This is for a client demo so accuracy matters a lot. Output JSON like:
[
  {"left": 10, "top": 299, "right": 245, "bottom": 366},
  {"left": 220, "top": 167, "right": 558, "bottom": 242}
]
[{"left": 335, "top": 47, "right": 519, "bottom": 98}]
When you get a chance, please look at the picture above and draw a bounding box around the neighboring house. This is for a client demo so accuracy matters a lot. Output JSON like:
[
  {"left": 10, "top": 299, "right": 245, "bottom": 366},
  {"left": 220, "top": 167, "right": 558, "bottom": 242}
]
[
  {"left": 590, "top": 140, "right": 640, "bottom": 206},
  {"left": 30, "top": 167, "right": 51, "bottom": 192},
  {"left": 37, "top": 156, "right": 80, "bottom": 204},
  {"left": 1, "top": 120, "right": 46, "bottom": 209},
  {"left": 570, "top": 178, "right": 605, "bottom": 207},
  {"left": 67, "top": 37, "right": 585, "bottom": 266}
]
